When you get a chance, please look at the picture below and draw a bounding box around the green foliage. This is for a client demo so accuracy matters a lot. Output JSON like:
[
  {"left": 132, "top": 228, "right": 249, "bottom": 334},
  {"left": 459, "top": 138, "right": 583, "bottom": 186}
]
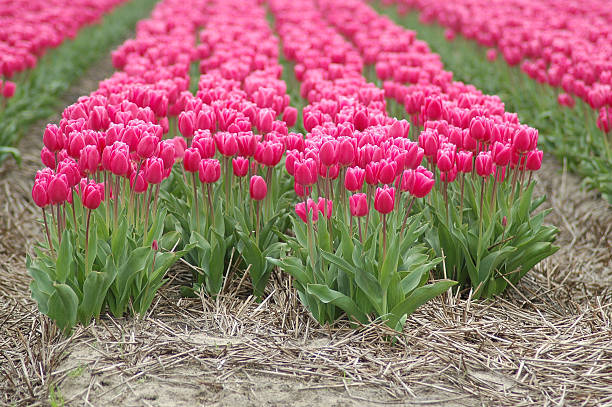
[
  {"left": 27, "top": 197, "right": 188, "bottom": 334},
  {"left": 269, "top": 212, "right": 454, "bottom": 331},
  {"left": 0, "top": 0, "right": 159, "bottom": 163},
  {"left": 425, "top": 179, "right": 559, "bottom": 299},
  {"left": 162, "top": 166, "right": 291, "bottom": 299}
]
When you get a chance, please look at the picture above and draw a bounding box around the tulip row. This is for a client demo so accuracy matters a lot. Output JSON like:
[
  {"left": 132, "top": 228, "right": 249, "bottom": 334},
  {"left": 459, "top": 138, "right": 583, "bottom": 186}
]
[
  {"left": 0, "top": 0, "right": 126, "bottom": 99},
  {"left": 0, "top": 0, "right": 158, "bottom": 163},
  {"left": 28, "top": 0, "right": 208, "bottom": 332},
  {"left": 168, "top": 0, "right": 298, "bottom": 297},
  {"left": 28, "top": 0, "right": 558, "bottom": 333},
  {"left": 287, "top": 0, "right": 558, "bottom": 300},
  {"left": 382, "top": 0, "right": 612, "bottom": 116},
  {"left": 268, "top": 0, "right": 458, "bottom": 328},
  {"left": 375, "top": 0, "right": 612, "bottom": 202}
]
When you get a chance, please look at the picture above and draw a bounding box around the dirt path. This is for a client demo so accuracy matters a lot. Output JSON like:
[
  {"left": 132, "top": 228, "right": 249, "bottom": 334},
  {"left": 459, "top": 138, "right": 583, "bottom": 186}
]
[{"left": 1, "top": 56, "right": 611, "bottom": 406}]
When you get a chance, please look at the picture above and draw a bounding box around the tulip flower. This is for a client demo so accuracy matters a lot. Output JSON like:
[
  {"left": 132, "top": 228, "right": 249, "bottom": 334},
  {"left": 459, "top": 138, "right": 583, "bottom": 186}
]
[
  {"left": 43, "top": 124, "right": 63, "bottom": 152},
  {"left": 349, "top": 193, "right": 368, "bottom": 217},
  {"left": 183, "top": 147, "right": 201, "bottom": 173},
  {"left": 178, "top": 111, "right": 195, "bottom": 139},
  {"left": 294, "top": 157, "right": 317, "bottom": 186},
  {"left": 295, "top": 199, "right": 318, "bottom": 223},
  {"left": 232, "top": 157, "right": 249, "bottom": 177},
  {"left": 344, "top": 167, "right": 365, "bottom": 192},
  {"left": 48, "top": 174, "right": 69, "bottom": 204},
  {"left": 283, "top": 106, "right": 298, "bottom": 127},
  {"left": 249, "top": 176, "right": 267, "bottom": 201},
  {"left": 374, "top": 186, "right": 395, "bottom": 215},
  {"left": 475, "top": 152, "right": 494, "bottom": 177},
  {"left": 198, "top": 159, "right": 221, "bottom": 183}
]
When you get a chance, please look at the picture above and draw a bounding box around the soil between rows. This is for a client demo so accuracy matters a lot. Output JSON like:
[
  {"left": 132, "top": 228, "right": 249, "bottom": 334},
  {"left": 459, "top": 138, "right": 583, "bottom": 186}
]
[{"left": 0, "top": 54, "right": 611, "bottom": 407}]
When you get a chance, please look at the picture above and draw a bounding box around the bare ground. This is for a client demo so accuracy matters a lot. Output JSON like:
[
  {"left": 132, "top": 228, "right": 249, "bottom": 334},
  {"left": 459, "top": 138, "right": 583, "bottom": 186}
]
[{"left": 1, "top": 57, "right": 611, "bottom": 406}]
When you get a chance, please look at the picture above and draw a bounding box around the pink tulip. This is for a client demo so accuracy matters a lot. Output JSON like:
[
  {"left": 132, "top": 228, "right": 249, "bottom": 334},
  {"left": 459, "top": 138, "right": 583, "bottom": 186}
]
[
  {"left": 183, "top": 147, "right": 201, "bottom": 173},
  {"left": 349, "top": 193, "right": 368, "bottom": 217},
  {"left": 249, "top": 176, "right": 267, "bottom": 201},
  {"left": 198, "top": 159, "right": 221, "bottom": 183},
  {"left": 48, "top": 174, "right": 69, "bottom": 204},
  {"left": 82, "top": 182, "right": 102, "bottom": 210},
  {"left": 232, "top": 157, "right": 249, "bottom": 177},
  {"left": 344, "top": 166, "right": 365, "bottom": 192},
  {"left": 374, "top": 186, "right": 395, "bottom": 214},
  {"left": 475, "top": 152, "right": 494, "bottom": 177}
]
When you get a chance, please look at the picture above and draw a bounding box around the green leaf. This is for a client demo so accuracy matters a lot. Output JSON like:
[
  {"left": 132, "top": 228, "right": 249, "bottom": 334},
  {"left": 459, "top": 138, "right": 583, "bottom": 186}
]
[
  {"left": 306, "top": 284, "right": 368, "bottom": 324},
  {"left": 386, "top": 280, "right": 456, "bottom": 330},
  {"left": 321, "top": 250, "right": 355, "bottom": 277},
  {"left": 355, "top": 266, "right": 383, "bottom": 315},
  {"left": 47, "top": 284, "right": 79, "bottom": 333},
  {"left": 379, "top": 236, "right": 400, "bottom": 292},
  {"left": 55, "top": 230, "right": 73, "bottom": 283},
  {"left": 78, "top": 264, "right": 115, "bottom": 323}
]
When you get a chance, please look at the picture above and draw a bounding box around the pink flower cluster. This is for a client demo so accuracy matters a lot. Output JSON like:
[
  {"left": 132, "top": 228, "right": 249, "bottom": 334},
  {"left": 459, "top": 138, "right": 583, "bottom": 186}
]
[
  {"left": 318, "top": 0, "right": 542, "bottom": 188},
  {"left": 31, "top": 0, "right": 210, "bottom": 215},
  {"left": 270, "top": 0, "right": 435, "bottom": 221},
  {"left": 386, "top": 0, "right": 612, "bottom": 132},
  {"left": 177, "top": 0, "right": 298, "bottom": 185},
  {"left": 0, "top": 0, "right": 127, "bottom": 84}
]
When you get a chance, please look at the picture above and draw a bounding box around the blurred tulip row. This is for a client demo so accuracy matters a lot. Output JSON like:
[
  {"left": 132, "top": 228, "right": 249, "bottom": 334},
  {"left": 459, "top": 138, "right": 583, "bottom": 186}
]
[
  {"left": 0, "top": 0, "right": 129, "bottom": 96},
  {"left": 383, "top": 0, "right": 612, "bottom": 127},
  {"left": 28, "top": 0, "right": 558, "bottom": 333}
]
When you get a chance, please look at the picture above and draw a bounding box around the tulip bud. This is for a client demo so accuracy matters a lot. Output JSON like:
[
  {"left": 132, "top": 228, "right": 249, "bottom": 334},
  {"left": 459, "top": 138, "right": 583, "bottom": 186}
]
[
  {"left": 249, "top": 175, "right": 267, "bottom": 201},
  {"left": 378, "top": 160, "right": 398, "bottom": 184},
  {"left": 319, "top": 140, "right": 338, "bottom": 167},
  {"left": 79, "top": 145, "right": 100, "bottom": 175},
  {"left": 344, "top": 167, "right": 365, "bottom": 192},
  {"left": 198, "top": 159, "right": 221, "bottom": 184},
  {"left": 178, "top": 111, "right": 195, "bottom": 138},
  {"left": 232, "top": 157, "right": 249, "bottom": 177},
  {"left": 82, "top": 182, "right": 102, "bottom": 210},
  {"left": 337, "top": 137, "right": 356, "bottom": 166},
  {"left": 48, "top": 174, "right": 69, "bottom": 204},
  {"left": 144, "top": 157, "right": 164, "bottom": 184},
  {"left": 43, "top": 124, "right": 63, "bottom": 152},
  {"left": 317, "top": 198, "right": 333, "bottom": 219},
  {"left": 491, "top": 142, "right": 511, "bottom": 167},
  {"left": 32, "top": 181, "right": 49, "bottom": 208},
  {"left": 136, "top": 133, "right": 158, "bottom": 159},
  {"left": 294, "top": 158, "right": 317, "bottom": 186},
  {"left": 283, "top": 106, "right": 297, "bottom": 127},
  {"left": 374, "top": 186, "right": 395, "bottom": 214},
  {"left": 294, "top": 182, "right": 311, "bottom": 197},
  {"left": 475, "top": 152, "right": 494, "bottom": 177},
  {"left": 295, "top": 199, "right": 318, "bottom": 223},
  {"left": 456, "top": 151, "right": 473, "bottom": 173},
  {"left": 159, "top": 140, "right": 176, "bottom": 169},
  {"left": 183, "top": 147, "right": 201, "bottom": 173},
  {"left": 525, "top": 149, "right": 543, "bottom": 171},
  {"left": 2, "top": 81, "right": 15, "bottom": 98},
  {"left": 436, "top": 149, "right": 455, "bottom": 173},
  {"left": 349, "top": 193, "right": 368, "bottom": 217}
]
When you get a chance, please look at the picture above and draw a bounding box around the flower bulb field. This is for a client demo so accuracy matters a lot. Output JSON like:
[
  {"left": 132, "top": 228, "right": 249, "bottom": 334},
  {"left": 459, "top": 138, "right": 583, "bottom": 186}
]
[{"left": 0, "top": 0, "right": 610, "bottom": 405}]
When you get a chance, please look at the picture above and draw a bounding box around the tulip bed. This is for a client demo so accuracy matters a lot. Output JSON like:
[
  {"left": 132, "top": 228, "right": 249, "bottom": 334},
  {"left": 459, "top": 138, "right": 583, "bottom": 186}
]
[
  {"left": 27, "top": 0, "right": 559, "bottom": 334},
  {"left": 0, "top": 0, "right": 158, "bottom": 163},
  {"left": 375, "top": 0, "right": 612, "bottom": 203}
]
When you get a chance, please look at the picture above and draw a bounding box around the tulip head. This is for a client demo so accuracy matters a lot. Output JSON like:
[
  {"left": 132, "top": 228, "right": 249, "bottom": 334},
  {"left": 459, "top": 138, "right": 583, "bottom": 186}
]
[
  {"left": 374, "top": 186, "right": 395, "bottom": 214},
  {"left": 349, "top": 193, "right": 368, "bottom": 217},
  {"left": 249, "top": 175, "right": 268, "bottom": 201}
]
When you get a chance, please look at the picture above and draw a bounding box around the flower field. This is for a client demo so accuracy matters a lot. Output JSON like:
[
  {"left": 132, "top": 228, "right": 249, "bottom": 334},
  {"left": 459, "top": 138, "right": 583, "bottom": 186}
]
[{"left": 0, "top": 0, "right": 610, "bottom": 406}]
